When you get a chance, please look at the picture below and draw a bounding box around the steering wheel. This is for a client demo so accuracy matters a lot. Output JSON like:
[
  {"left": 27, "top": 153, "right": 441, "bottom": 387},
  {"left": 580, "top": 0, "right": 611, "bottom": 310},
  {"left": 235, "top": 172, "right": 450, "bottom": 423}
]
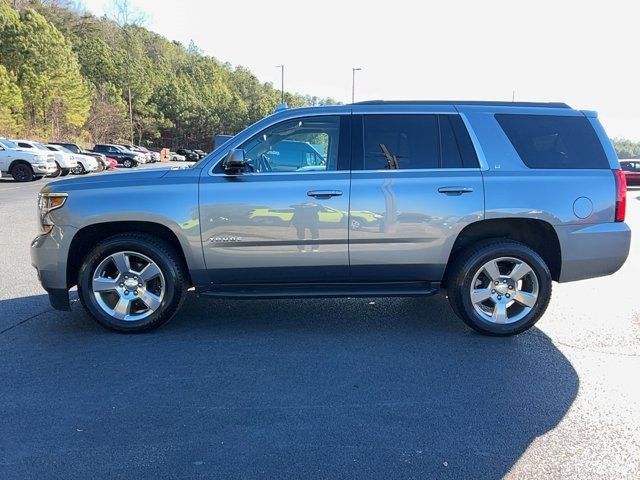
[{"left": 258, "top": 153, "right": 273, "bottom": 172}]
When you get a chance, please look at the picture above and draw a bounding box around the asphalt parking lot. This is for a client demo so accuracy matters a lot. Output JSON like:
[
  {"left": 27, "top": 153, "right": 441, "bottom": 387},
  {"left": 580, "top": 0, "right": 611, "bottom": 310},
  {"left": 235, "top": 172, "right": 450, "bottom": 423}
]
[{"left": 1, "top": 166, "right": 639, "bottom": 479}]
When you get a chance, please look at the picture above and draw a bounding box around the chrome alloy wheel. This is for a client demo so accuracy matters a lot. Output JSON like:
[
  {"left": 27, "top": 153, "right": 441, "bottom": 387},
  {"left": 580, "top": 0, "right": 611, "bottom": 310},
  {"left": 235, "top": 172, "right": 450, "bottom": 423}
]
[
  {"left": 469, "top": 256, "right": 539, "bottom": 324},
  {"left": 92, "top": 251, "right": 165, "bottom": 321}
]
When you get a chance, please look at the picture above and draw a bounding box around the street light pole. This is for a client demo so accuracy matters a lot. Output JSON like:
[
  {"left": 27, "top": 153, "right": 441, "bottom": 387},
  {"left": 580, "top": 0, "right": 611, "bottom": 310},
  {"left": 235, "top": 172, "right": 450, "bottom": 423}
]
[
  {"left": 275, "top": 65, "right": 285, "bottom": 104},
  {"left": 352, "top": 67, "right": 362, "bottom": 103}
]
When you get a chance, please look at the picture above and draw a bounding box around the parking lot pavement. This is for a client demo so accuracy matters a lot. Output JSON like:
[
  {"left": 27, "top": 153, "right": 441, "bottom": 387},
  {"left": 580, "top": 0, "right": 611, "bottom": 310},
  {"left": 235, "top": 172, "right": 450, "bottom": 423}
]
[{"left": 0, "top": 173, "right": 639, "bottom": 479}]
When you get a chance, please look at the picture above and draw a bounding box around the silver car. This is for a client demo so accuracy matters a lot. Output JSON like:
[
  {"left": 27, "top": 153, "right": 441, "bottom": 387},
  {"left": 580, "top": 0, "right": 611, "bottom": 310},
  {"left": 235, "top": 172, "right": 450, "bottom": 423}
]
[{"left": 31, "top": 101, "right": 631, "bottom": 335}]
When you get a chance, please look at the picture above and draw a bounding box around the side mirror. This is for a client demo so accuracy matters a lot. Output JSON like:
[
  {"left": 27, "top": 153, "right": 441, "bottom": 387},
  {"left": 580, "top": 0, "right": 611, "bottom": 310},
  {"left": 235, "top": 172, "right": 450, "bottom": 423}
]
[{"left": 222, "top": 148, "right": 247, "bottom": 173}]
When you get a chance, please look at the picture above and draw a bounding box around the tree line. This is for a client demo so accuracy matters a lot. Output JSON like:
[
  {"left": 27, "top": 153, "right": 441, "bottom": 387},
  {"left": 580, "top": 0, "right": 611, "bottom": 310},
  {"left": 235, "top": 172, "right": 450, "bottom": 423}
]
[{"left": 0, "top": 0, "right": 337, "bottom": 150}]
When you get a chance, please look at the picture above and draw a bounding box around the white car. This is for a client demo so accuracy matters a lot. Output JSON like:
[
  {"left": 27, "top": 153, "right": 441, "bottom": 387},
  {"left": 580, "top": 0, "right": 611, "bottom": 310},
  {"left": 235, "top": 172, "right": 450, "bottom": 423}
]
[
  {"left": 170, "top": 152, "right": 186, "bottom": 161},
  {"left": 46, "top": 144, "right": 98, "bottom": 174},
  {"left": 0, "top": 137, "right": 56, "bottom": 181},
  {"left": 13, "top": 140, "right": 76, "bottom": 178}
]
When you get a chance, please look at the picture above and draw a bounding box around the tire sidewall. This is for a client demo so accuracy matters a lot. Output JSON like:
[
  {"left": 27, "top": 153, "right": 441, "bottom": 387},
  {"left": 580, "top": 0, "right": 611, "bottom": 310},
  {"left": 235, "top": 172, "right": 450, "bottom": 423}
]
[
  {"left": 78, "top": 236, "right": 184, "bottom": 332},
  {"left": 12, "top": 163, "right": 33, "bottom": 182},
  {"left": 454, "top": 243, "right": 552, "bottom": 336}
]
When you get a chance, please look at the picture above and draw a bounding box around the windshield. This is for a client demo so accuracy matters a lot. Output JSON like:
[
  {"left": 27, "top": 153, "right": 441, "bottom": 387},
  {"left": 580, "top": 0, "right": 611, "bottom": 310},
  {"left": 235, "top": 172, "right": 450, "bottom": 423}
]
[
  {"left": 0, "top": 137, "right": 18, "bottom": 149},
  {"left": 34, "top": 142, "right": 49, "bottom": 151}
]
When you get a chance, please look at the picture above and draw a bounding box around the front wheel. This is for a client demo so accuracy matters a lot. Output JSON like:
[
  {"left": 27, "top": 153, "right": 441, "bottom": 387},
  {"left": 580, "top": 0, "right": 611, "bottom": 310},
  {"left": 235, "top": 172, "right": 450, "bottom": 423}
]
[
  {"left": 49, "top": 163, "right": 62, "bottom": 178},
  {"left": 447, "top": 240, "right": 552, "bottom": 336},
  {"left": 71, "top": 163, "right": 85, "bottom": 175},
  {"left": 11, "top": 163, "right": 34, "bottom": 182},
  {"left": 122, "top": 159, "right": 133, "bottom": 168},
  {"left": 78, "top": 234, "right": 188, "bottom": 332}
]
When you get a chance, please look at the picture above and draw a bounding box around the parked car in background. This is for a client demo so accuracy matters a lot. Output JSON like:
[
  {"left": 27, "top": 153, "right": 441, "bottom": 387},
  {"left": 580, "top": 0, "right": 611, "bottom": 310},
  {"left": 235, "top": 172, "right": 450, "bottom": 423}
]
[
  {"left": 176, "top": 148, "right": 199, "bottom": 161},
  {"left": 91, "top": 144, "right": 141, "bottom": 168},
  {"left": 105, "top": 157, "right": 118, "bottom": 170},
  {"left": 620, "top": 160, "right": 640, "bottom": 185},
  {"left": 118, "top": 145, "right": 148, "bottom": 164},
  {"left": 49, "top": 142, "right": 108, "bottom": 170},
  {"left": 13, "top": 140, "right": 78, "bottom": 178},
  {"left": 169, "top": 151, "right": 186, "bottom": 162},
  {"left": 193, "top": 149, "right": 207, "bottom": 159},
  {"left": 31, "top": 101, "right": 631, "bottom": 335},
  {"left": 0, "top": 137, "right": 56, "bottom": 181},
  {"left": 150, "top": 151, "right": 161, "bottom": 163},
  {"left": 46, "top": 144, "right": 98, "bottom": 175}
]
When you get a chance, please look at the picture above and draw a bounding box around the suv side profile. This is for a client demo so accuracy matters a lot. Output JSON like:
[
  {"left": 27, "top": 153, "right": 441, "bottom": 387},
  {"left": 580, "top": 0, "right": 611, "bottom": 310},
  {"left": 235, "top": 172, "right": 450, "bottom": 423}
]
[
  {"left": 31, "top": 101, "right": 631, "bottom": 335},
  {"left": 91, "top": 144, "right": 141, "bottom": 168}
]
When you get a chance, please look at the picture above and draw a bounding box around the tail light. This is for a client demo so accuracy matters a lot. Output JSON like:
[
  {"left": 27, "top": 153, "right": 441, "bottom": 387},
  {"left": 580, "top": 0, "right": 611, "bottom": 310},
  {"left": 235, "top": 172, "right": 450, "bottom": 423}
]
[{"left": 614, "top": 169, "right": 626, "bottom": 222}]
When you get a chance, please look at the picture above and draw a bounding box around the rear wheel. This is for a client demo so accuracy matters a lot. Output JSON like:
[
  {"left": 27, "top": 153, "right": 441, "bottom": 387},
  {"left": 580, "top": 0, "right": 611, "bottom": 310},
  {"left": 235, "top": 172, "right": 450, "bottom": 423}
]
[
  {"left": 447, "top": 240, "right": 552, "bottom": 336},
  {"left": 11, "top": 163, "right": 34, "bottom": 182},
  {"left": 78, "top": 234, "right": 188, "bottom": 332},
  {"left": 72, "top": 163, "right": 85, "bottom": 175},
  {"left": 122, "top": 158, "right": 133, "bottom": 168}
]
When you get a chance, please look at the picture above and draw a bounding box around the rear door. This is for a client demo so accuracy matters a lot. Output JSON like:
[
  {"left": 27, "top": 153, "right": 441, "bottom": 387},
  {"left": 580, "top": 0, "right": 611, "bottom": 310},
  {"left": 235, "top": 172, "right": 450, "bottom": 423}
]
[{"left": 349, "top": 112, "right": 484, "bottom": 281}]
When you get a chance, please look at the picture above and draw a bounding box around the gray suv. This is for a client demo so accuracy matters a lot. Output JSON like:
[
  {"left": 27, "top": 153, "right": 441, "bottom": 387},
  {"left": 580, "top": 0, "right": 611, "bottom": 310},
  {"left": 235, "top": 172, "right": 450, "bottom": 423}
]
[{"left": 31, "top": 101, "right": 631, "bottom": 335}]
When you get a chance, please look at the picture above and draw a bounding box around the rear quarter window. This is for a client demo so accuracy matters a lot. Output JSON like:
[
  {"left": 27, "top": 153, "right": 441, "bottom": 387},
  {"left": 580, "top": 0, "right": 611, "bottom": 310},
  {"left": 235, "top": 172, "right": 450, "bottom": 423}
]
[{"left": 495, "top": 114, "right": 609, "bottom": 169}]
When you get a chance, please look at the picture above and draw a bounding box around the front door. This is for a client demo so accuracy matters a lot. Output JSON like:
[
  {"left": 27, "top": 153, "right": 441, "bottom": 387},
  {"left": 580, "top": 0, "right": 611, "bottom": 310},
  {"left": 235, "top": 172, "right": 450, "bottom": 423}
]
[
  {"left": 348, "top": 113, "right": 485, "bottom": 281},
  {"left": 199, "top": 115, "right": 351, "bottom": 284}
]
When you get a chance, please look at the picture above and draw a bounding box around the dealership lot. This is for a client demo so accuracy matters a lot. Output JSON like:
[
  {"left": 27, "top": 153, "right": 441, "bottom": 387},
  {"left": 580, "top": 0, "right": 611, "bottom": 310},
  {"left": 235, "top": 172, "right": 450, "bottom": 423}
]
[{"left": 0, "top": 171, "right": 639, "bottom": 479}]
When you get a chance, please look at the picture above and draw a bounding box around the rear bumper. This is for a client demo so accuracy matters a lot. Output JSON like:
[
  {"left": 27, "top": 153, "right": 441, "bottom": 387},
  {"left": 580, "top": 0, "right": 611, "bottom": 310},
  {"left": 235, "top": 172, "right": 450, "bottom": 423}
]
[{"left": 556, "top": 222, "right": 631, "bottom": 282}]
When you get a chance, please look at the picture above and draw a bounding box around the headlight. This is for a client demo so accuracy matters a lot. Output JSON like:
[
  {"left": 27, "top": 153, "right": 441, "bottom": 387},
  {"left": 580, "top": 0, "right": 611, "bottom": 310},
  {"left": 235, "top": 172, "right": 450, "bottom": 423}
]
[
  {"left": 37, "top": 193, "right": 68, "bottom": 234},
  {"left": 33, "top": 155, "right": 46, "bottom": 162}
]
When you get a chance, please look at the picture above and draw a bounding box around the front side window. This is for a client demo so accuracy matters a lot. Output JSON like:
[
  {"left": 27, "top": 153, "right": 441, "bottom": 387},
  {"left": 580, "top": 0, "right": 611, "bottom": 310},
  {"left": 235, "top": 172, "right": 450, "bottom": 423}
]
[
  {"left": 495, "top": 114, "right": 609, "bottom": 169},
  {"left": 239, "top": 116, "right": 340, "bottom": 173}
]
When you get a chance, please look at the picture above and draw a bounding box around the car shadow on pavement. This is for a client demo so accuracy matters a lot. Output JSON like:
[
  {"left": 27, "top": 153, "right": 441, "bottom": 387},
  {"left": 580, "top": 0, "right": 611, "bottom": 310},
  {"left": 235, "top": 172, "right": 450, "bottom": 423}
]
[{"left": 0, "top": 293, "right": 579, "bottom": 479}]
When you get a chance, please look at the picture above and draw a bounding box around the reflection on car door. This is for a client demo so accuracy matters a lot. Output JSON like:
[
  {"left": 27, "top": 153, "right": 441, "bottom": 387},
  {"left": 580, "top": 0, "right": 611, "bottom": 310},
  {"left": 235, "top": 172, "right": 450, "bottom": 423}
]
[
  {"left": 199, "top": 115, "right": 352, "bottom": 283},
  {"left": 348, "top": 112, "right": 485, "bottom": 281}
]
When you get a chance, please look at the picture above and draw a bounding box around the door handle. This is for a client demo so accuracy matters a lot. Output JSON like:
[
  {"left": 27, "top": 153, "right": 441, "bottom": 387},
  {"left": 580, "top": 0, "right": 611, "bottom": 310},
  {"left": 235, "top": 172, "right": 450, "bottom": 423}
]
[
  {"left": 438, "top": 186, "right": 474, "bottom": 196},
  {"left": 307, "top": 190, "right": 343, "bottom": 198}
]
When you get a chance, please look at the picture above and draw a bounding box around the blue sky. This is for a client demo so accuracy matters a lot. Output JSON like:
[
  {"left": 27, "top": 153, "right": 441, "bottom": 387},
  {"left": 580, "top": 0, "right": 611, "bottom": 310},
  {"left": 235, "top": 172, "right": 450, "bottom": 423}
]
[{"left": 82, "top": 0, "right": 639, "bottom": 140}]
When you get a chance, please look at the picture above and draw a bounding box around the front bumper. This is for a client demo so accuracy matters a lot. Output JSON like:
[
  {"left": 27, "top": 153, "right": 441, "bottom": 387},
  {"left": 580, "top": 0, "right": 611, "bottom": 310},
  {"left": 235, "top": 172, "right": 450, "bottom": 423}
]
[
  {"left": 556, "top": 222, "right": 631, "bottom": 282},
  {"left": 31, "top": 225, "right": 78, "bottom": 310},
  {"left": 34, "top": 163, "right": 57, "bottom": 174}
]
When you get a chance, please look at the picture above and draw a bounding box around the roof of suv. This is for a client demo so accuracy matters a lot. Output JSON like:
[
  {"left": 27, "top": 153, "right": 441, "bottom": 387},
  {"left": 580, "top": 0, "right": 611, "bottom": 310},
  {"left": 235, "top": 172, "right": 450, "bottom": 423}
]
[{"left": 353, "top": 100, "right": 571, "bottom": 108}]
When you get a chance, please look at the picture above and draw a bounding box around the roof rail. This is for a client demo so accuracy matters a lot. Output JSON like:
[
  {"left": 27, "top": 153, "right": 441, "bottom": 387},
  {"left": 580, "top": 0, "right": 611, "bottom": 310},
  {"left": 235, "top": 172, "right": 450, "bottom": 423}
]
[{"left": 353, "top": 100, "right": 572, "bottom": 108}]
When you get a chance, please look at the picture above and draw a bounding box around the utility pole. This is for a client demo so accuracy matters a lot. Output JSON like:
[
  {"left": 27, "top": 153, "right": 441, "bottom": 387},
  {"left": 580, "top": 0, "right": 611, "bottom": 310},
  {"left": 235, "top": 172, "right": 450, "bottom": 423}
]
[
  {"left": 352, "top": 67, "right": 362, "bottom": 103},
  {"left": 275, "top": 65, "right": 284, "bottom": 104}
]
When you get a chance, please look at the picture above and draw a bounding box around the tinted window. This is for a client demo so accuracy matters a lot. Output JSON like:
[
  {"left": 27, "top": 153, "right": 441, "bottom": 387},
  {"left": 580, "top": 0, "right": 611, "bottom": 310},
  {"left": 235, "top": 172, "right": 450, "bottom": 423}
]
[
  {"left": 449, "top": 115, "right": 479, "bottom": 168},
  {"left": 363, "top": 115, "right": 439, "bottom": 169},
  {"left": 18, "top": 142, "right": 33, "bottom": 149},
  {"left": 240, "top": 116, "right": 340, "bottom": 173},
  {"left": 496, "top": 114, "right": 609, "bottom": 169},
  {"left": 440, "top": 115, "right": 464, "bottom": 168}
]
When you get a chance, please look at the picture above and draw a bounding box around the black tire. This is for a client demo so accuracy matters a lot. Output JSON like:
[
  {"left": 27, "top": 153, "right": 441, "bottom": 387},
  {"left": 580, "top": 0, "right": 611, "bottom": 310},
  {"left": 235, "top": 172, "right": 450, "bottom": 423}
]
[
  {"left": 72, "top": 163, "right": 85, "bottom": 175},
  {"left": 78, "top": 233, "right": 188, "bottom": 333},
  {"left": 49, "top": 163, "right": 62, "bottom": 178},
  {"left": 11, "top": 162, "right": 34, "bottom": 182},
  {"left": 447, "top": 240, "right": 552, "bottom": 336},
  {"left": 122, "top": 159, "right": 133, "bottom": 168},
  {"left": 60, "top": 168, "right": 70, "bottom": 177}
]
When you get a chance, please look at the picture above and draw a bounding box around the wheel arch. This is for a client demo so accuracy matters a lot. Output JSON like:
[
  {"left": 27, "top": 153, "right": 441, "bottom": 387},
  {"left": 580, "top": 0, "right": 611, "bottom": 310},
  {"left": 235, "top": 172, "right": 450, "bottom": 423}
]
[
  {"left": 443, "top": 218, "right": 562, "bottom": 286},
  {"left": 67, "top": 221, "right": 196, "bottom": 289},
  {"left": 9, "top": 159, "right": 34, "bottom": 173}
]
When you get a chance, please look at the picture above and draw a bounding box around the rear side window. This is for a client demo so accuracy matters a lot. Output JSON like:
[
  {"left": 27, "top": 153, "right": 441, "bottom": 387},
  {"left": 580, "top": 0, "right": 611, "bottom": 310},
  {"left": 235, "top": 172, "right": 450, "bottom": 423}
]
[
  {"left": 495, "top": 114, "right": 609, "bottom": 169},
  {"left": 364, "top": 115, "right": 439, "bottom": 169},
  {"left": 361, "top": 114, "right": 479, "bottom": 170}
]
